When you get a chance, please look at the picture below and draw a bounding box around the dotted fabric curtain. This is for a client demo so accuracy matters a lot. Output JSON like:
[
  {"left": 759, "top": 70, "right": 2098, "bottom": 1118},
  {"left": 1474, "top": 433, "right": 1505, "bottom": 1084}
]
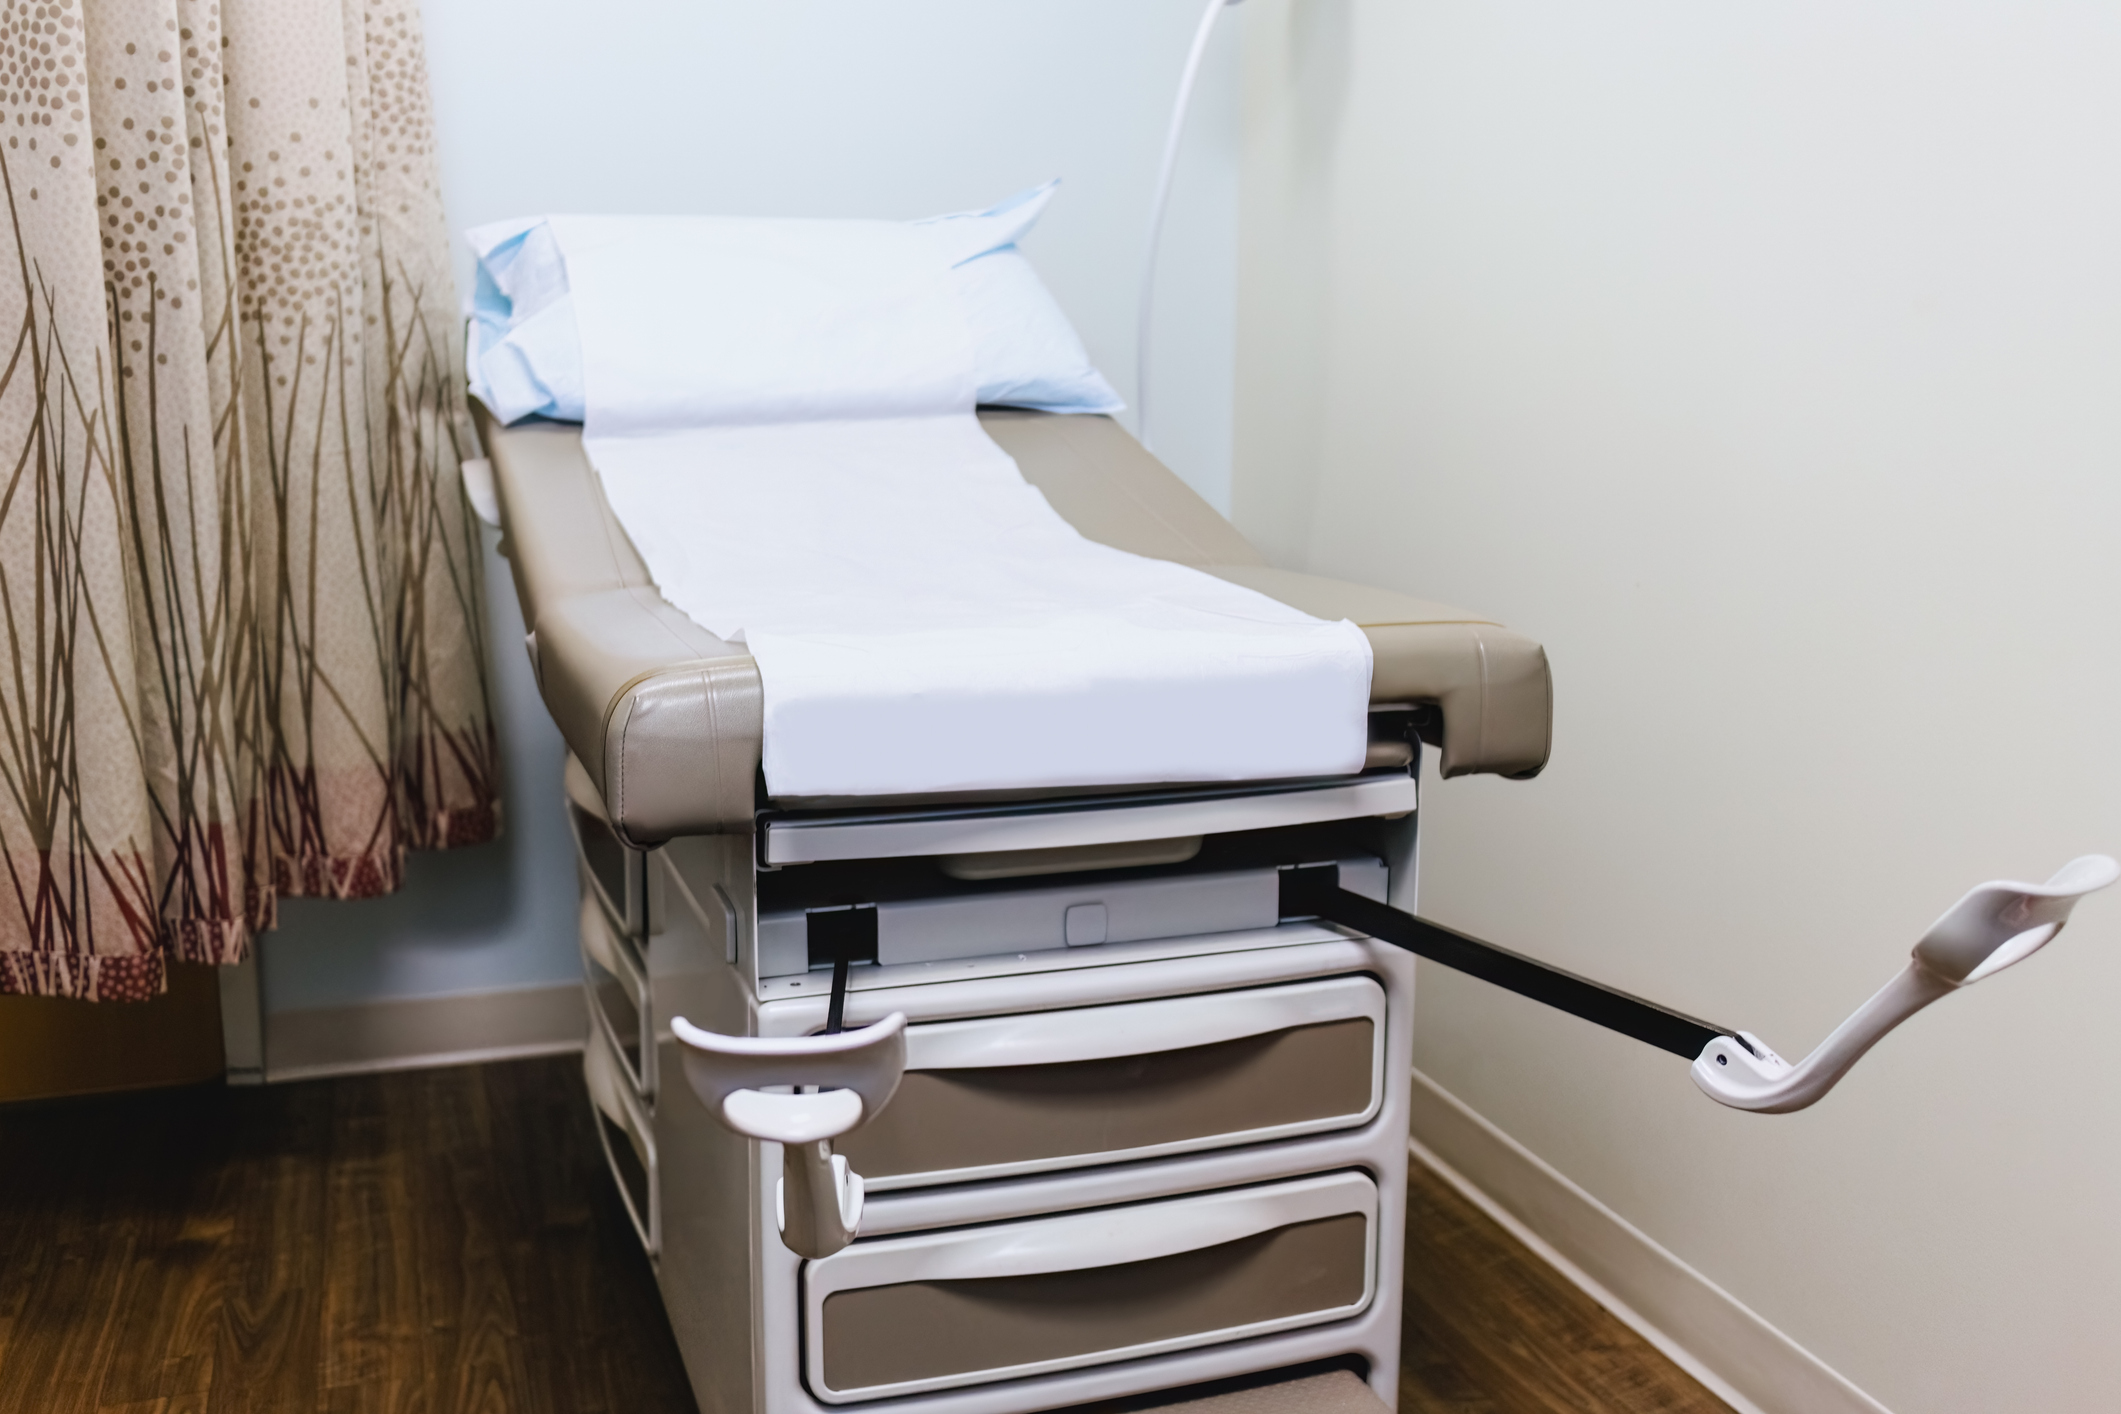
[{"left": 0, "top": 0, "right": 498, "bottom": 1000}]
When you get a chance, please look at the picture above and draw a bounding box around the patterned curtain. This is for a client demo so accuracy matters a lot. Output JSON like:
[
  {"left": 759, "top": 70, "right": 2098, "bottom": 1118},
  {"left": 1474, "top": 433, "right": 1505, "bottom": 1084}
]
[{"left": 0, "top": 0, "right": 499, "bottom": 1000}]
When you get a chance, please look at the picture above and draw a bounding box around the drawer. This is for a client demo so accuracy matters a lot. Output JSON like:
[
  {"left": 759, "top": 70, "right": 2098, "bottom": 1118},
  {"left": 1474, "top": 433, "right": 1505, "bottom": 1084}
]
[
  {"left": 836, "top": 975, "right": 1385, "bottom": 1190},
  {"left": 804, "top": 1170, "right": 1376, "bottom": 1402},
  {"left": 580, "top": 894, "right": 654, "bottom": 1100},
  {"left": 584, "top": 1019, "right": 659, "bottom": 1258},
  {"left": 566, "top": 753, "right": 643, "bottom": 937}
]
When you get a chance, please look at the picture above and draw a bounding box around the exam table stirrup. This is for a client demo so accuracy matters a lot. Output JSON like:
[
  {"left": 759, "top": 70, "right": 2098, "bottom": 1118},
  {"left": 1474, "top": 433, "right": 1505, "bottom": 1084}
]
[
  {"left": 671, "top": 1012, "right": 908, "bottom": 1259},
  {"left": 1280, "top": 855, "right": 2119, "bottom": 1114}
]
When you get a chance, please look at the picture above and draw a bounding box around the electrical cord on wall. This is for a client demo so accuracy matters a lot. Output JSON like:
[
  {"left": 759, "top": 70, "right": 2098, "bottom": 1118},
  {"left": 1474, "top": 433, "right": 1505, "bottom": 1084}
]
[{"left": 1136, "top": 0, "right": 1243, "bottom": 454}]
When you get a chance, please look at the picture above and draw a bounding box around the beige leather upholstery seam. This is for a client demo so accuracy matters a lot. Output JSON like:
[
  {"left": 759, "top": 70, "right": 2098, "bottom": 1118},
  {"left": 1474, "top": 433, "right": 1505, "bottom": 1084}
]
[
  {"left": 1124, "top": 485, "right": 1233, "bottom": 565},
  {"left": 587, "top": 481, "right": 642, "bottom": 586},
  {"left": 717, "top": 663, "right": 756, "bottom": 832},
  {"left": 1019, "top": 416, "right": 1233, "bottom": 564},
  {"left": 603, "top": 658, "right": 706, "bottom": 835},
  {"left": 1470, "top": 627, "right": 1492, "bottom": 767},
  {"left": 623, "top": 582, "right": 726, "bottom": 659},
  {"left": 611, "top": 694, "right": 632, "bottom": 833},
  {"left": 602, "top": 658, "right": 750, "bottom": 722},
  {"left": 702, "top": 661, "right": 735, "bottom": 832},
  {"left": 1350, "top": 616, "right": 1500, "bottom": 629}
]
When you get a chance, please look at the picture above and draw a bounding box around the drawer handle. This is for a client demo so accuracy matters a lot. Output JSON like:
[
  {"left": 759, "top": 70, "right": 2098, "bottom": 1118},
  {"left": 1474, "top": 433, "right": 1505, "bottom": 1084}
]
[
  {"left": 814, "top": 1170, "right": 1374, "bottom": 1288},
  {"left": 907, "top": 977, "right": 1380, "bottom": 1071}
]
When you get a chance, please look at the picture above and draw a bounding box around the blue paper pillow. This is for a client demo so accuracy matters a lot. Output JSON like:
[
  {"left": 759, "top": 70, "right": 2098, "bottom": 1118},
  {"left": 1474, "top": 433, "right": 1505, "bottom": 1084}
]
[{"left": 466, "top": 182, "right": 1122, "bottom": 425}]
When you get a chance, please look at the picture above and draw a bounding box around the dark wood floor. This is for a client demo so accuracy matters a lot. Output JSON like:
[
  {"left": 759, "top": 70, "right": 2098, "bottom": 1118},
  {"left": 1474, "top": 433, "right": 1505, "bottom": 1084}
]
[
  {"left": 0, "top": 1057, "right": 695, "bottom": 1413},
  {"left": 1398, "top": 1162, "right": 1728, "bottom": 1413},
  {"left": 0, "top": 1057, "right": 1727, "bottom": 1414}
]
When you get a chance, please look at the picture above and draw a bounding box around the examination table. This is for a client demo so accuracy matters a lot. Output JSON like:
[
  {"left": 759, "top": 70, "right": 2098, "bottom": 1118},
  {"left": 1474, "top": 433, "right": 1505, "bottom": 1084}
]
[{"left": 474, "top": 400, "right": 1552, "bottom": 1414}]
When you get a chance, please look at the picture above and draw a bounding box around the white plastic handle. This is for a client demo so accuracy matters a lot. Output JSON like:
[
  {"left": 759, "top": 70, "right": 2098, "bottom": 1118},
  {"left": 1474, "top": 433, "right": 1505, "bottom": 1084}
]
[
  {"left": 722, "top": 1087, "right": 864, "bottom": 1145},
  {"left": 906, "top": 976, "right": 1381, "bottom": 1071},
  {"left": 1694, "top": 855, "right": 2118, "bottom": 1113},
  {"left": 672, "top": 1012, "right": 908, "bottom": 1135},
  {"left": 807, "top": 1169, "right": 1373, "bottom": 1293},
  {"left": 671, "top": 1013, "right": 909, "bottom": 1258}
]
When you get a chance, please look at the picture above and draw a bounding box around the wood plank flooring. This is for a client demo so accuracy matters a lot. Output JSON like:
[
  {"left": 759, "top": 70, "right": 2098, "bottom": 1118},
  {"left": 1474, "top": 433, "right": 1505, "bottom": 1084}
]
[
  {"left": 0, "top": 1058, "right": 694, "bottom": 1413},
  {"left": 1397, "top": 1164, "right": 1729, "bottom": 1413},
  {"left": 0, "top": 1056, "right": 1727, "bottom": 1414}
]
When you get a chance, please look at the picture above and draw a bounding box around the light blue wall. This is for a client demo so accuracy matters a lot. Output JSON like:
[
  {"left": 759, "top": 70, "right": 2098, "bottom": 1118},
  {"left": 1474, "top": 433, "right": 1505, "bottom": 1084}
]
[
  {"left": 263, "top": 527, "right": 576, "bottom": 1013},
  {"left": 263, "top": 0, "right": 1242, "bottom": 1013}
]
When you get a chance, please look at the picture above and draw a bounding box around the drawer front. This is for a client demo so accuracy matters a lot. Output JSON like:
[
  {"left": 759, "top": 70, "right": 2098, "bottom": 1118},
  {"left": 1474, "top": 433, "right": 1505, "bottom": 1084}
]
[
  {"left": 584, "top": 1020, "right": 659, "bottom": 1258},
  {"left": 580, "top": 894, "right": 653, "bottom": 1100},
  {"left": 836, "top": 976, "right": 1385, "bottom": 1189},
  {"left": 805, "top": 1171, "right": 1376, "bottom": 1401}
]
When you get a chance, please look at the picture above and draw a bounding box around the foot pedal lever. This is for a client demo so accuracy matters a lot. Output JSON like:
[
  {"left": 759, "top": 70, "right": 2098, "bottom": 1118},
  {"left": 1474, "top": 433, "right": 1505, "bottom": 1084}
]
[{"left": 1280, "top": 855, "right": 2117, "bottom": 1113}]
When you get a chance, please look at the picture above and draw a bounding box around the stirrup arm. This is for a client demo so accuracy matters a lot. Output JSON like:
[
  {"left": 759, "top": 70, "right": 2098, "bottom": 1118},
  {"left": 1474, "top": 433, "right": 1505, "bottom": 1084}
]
[{"left": 1278, "top": 856, "right": 2117, "bottom": 1114}]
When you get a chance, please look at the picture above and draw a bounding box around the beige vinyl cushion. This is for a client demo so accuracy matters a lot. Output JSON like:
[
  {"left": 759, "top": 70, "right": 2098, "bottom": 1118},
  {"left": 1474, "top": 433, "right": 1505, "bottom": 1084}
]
[
  {"left": 475, "top": 403, "right": 1552, "bottom": 843},
  {"left": 1200, "top": 566, "right": 1551, "bottom": 781}
]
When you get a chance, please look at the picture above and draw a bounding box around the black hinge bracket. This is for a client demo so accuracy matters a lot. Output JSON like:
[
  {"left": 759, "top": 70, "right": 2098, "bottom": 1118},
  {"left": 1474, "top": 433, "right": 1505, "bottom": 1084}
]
[{"left": 806, "top": 906, "right": 878, "bottom": 1035}]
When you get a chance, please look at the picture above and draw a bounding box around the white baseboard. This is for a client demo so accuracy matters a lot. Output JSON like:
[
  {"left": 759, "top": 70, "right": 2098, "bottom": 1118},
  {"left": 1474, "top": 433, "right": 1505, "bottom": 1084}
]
[
  {"left": 1408, "top": 1067, "right": 1891, "bottom": 1414},
  {"left": 265, "top": 982, "right": 586, "bottom": 1083}
]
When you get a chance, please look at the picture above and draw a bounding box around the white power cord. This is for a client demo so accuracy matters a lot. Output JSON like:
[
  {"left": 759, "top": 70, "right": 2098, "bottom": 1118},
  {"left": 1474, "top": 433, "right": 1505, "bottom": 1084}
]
[{"left": 1136, "top": 0, "right": 1242, "bottom": 454}]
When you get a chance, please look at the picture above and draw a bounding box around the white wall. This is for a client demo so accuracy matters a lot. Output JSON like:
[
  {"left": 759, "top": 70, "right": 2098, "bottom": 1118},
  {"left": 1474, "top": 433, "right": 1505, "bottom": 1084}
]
[
  {"left": 1238, "top": 3, "right": 2121, "bottom": 1410},
  {"left": 430, "top": 0, "right": 1240, "bottom": 504},
  {"left": 264, "top": 0, "right": 1243, "bottom": 1013}
]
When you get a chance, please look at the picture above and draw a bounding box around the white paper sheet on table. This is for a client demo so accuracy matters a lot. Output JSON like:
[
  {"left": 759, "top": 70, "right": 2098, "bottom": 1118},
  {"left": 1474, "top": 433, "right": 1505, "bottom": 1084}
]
[{"left": 545, "top": 211, "right": 1374, "bottom": 799}]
